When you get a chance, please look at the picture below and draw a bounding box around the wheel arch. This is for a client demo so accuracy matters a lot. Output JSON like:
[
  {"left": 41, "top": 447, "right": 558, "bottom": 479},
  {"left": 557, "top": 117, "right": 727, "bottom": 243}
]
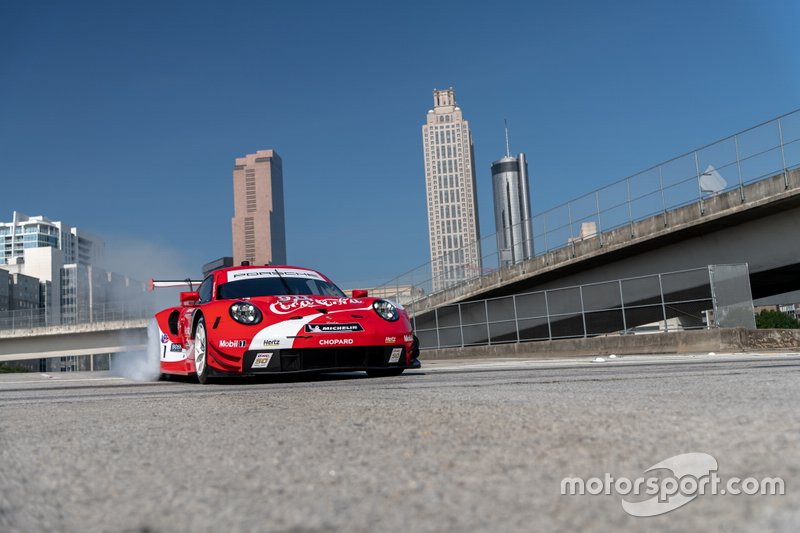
[
  {"left": 167, "top": 310, "right": 180, "bottom": 335},
  {"left": 191, "top": 310, "right": 206, "bottom": 338}
]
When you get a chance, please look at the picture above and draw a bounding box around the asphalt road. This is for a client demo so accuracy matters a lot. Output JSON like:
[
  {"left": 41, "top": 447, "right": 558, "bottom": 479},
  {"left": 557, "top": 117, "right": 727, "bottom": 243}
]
[{"left": 1, "top": 353, "right": 799, "bottom": 532}]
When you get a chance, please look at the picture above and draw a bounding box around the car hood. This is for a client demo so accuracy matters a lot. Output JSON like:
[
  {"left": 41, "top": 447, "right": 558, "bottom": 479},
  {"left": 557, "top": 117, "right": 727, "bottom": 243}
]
[{"left": 243, "top": 294, "right": 377, "bottom": 316}]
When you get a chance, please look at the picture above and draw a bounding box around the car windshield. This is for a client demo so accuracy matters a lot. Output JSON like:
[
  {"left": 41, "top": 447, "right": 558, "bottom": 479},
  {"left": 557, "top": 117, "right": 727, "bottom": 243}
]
[{"left": 217, "top": 276, "right": 346, "bottom": 300}]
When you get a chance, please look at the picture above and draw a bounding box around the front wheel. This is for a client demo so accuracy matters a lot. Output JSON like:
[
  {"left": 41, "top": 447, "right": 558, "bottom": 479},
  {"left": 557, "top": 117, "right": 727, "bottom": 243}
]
[
  {"left": 194, "top": 317, "right": 212, "bottom": 384},
  {"left": 366, "top": 368, "right": 405, "bottom": 378}
]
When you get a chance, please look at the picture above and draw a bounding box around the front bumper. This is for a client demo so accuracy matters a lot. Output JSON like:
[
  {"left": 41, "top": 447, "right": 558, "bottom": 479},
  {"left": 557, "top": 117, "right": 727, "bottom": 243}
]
[{"left": 212, "top": 345, "right": 411, "bottom": 375}]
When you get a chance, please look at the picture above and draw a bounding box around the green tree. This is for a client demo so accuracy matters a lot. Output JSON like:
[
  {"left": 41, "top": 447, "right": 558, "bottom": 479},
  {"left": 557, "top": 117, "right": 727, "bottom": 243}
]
[
  {"left": 755, "top": 309, "right": 800, "bottom": 329},
  {"left": 0, "top": 361, "right": 29, "bottom": 373}
]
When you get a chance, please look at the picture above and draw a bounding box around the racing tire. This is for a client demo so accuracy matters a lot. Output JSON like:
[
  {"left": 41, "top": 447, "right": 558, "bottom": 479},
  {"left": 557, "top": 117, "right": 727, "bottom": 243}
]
[
  {"left": 365, "top": 368, "right": 405, "bottom": 378},
  {"left": 194, "top": 316, "right": 212, "bottom": 385}
]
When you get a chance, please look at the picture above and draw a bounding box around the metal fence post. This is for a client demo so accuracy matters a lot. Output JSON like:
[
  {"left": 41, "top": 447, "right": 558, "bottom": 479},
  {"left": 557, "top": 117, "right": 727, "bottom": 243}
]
[
  {"left": 708, "top": 265, "right": 719, "bottom": 328},
  {"left": 579, "top": 286, "right": 587, "bottom": 338},
  {"left": 458, "top": 303, "right": 465, "bottom": 348},
  {"left": 434, "top": 307, "right": 441, "bottom": 349},
  {"left": 734, "top": 134, "right": 745, "bottom": 202},
  {"left": 544, "top": 290, "right": 553, "bottom": 341},
  {"left": 543, "top": 212, "right": 549, "bottom": 254},
  {"left": 694, "top": 151, "right": 704, "bottom": 215},
  {"left": 658, "top": 274, "right": 668, "bottom": 332},
  {"left": 618, "top": 280, "right": 627, "bottom": 334},
  {"left": 627, "top": 177, "right": 634, "bottom": 237},
  {"left": 512, "top": 294, "right": 520, "bottom": 343},
  {"left": 659, "top": 166, "right": 668, "bottom": 226},
  {"left": 778, "top": 118, "right": 789, "bottom": 188},
  {"left": 568, "top": 202, "right": 575, "bottom": 257},
  {"left": 567, "top": 202, "right": 574, "bottom": 239},
  {"left": 485, "top": 300, "right": 491, "bottom": 345},
  {"left": 595, "top": 191, "right": 603, "bottom": 246}
]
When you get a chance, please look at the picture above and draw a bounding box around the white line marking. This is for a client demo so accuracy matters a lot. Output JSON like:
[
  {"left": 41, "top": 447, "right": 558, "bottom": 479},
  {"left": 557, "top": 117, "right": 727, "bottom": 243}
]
[{"left": 0, "top": 377, "right": 128, "bottom": 385}]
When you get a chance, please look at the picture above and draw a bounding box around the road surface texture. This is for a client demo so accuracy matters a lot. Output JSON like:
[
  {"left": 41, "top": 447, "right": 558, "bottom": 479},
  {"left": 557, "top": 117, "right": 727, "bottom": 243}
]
[{"left": 1, "top": 353, "right": 798, "bottom": 532}]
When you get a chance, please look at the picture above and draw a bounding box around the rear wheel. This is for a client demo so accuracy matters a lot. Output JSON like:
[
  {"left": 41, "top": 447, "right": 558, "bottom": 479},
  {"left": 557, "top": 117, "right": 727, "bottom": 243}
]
[
  {"left": 366, "top": 368, "right": 405, "bottom": 378},
  {"left": 194, "top": 317, "right": 211, "bottom": 385}
]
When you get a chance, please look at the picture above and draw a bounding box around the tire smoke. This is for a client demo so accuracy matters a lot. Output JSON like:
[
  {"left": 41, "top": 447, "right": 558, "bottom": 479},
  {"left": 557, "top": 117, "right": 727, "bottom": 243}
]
[{"left": 110, "top": 319, "right": 162, "bottom": 381}]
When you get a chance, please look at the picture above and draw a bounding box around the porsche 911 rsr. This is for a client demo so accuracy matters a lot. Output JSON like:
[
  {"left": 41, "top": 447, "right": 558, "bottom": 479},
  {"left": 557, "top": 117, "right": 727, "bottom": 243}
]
[{"left": 151, "top": 265, "right": 420, "bottom": 383}]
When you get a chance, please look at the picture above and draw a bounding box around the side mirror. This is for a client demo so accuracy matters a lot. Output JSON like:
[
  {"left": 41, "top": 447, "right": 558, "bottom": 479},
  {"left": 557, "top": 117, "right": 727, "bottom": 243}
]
[
  {"left": 180, "top": 291, "right": 200, "bottom": 306},
  {"left": 352, "top": 289, "right": 369, "bottom": 298}
]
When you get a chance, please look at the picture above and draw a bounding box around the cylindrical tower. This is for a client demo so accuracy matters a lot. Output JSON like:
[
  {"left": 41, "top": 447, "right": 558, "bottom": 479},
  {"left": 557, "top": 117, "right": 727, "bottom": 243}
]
[{"left": 491, "top": 153, "right": 533, "bottom": 267}]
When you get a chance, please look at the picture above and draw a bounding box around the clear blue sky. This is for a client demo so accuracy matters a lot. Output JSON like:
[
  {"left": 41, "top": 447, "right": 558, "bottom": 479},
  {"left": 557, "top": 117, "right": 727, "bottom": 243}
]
[{"left": 1, "top": 0, "right": 798, "bottom": 287}]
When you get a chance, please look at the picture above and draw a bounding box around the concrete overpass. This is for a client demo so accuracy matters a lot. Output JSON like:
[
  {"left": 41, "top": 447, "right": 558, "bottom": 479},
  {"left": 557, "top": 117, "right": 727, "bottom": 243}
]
[
  {"left": 407, "top": 168, "right": 800, "bottom": 323},
  {"left": 0, "top": 319, "right": 148, "bottom": 363}
]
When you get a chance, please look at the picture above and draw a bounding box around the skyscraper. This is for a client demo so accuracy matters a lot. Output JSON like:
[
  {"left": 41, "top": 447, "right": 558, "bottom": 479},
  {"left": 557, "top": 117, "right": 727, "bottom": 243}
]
[
  {"left": 491, "top": 151, "right": 533, "bottom": 267},
  {"left": 422, "top": 88, "right": 481, "bottom": 291},
  {"left": 232, "top": 150, "right": 287, "bottom": 266}
]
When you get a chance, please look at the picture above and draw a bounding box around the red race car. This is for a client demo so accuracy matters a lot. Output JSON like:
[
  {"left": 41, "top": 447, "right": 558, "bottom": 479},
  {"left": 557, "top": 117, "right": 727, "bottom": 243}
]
[{"left": 151, "top": 265, "right": 420, "bottom": 383}]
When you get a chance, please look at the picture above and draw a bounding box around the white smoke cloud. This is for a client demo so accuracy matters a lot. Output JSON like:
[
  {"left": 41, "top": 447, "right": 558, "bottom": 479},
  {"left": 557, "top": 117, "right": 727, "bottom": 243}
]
[
  {"left": 100, "top": 234, "right": 203, "bottom": 310},
  {"left": 101, "top": 235, "right": 200, "bottom": 280},
  {"left": 110, "top": 319, "right": 162, "bottom": 382}
]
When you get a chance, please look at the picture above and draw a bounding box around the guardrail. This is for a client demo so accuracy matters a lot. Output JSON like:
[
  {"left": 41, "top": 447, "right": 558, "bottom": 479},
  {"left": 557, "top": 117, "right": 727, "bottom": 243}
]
[{"left": 376, "top": 109, "right": 800, "bottom": 306}]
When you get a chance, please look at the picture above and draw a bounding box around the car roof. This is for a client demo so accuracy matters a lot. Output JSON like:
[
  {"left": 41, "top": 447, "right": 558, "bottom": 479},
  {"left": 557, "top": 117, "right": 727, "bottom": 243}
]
[{"left": 211, "top": 265, "right": 331, "bottom": 283}]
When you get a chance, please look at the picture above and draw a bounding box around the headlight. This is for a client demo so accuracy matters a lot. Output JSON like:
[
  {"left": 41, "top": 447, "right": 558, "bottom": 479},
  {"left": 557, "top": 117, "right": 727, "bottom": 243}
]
[
  {"left": 373, "top": 299, "right": 399, "bottom": 322},
  {"left": 229, "top": 301, "right": 262, "bottom": 325}
]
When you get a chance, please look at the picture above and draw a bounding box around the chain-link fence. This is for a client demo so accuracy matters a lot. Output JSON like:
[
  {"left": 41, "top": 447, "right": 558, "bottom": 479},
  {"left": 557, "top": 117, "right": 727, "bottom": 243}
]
[
  {"left": 413, "top": 264, "right": 754, "bottom": 350},
  {"left": 376, "top": 109, "right": 800, "bottom": 306},
  {"left": 709, "top": 263, "right": 757, "bottom": 329}
]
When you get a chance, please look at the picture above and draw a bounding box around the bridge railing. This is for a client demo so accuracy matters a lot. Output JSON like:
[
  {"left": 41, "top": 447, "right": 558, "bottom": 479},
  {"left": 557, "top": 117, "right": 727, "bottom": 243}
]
[
  {"left": 0, "top": 302, "right": 153, "bottom": 333},
  {"left": 376, "top": 109, "right": 800, "bottom": 307},
  {"left": 413, "top": 264, "right": 755, "bottom": 350}
]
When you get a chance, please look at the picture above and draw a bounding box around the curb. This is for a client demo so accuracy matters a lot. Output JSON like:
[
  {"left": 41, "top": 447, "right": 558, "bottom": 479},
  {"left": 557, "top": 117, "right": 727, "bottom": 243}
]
[{"left": 420, "top": 328, "right": 800, "bottom": 361}]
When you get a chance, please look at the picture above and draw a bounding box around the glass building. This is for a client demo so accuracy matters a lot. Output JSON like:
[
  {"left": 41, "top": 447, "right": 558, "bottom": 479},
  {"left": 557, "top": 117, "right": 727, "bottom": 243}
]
[
  {"left": 0, "top": 211, "right": 103, "bottom": 266},
  {"left": 491, "top": 153, "right": 534, "bottom": 267}
]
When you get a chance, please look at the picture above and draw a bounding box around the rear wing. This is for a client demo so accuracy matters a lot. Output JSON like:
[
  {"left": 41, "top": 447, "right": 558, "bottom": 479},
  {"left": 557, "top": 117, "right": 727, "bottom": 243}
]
[{"left": 148, "top": 279, "right": 203, "bottom": 292}]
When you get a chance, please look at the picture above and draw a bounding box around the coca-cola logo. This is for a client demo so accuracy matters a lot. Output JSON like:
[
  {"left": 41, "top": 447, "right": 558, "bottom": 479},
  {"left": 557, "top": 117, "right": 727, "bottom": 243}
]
[{"left": 269, "top": 295, "right": 364, "bottom": 314}]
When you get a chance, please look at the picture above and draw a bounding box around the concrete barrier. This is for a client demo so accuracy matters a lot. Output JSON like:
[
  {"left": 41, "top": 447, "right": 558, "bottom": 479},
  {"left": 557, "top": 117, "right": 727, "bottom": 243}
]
[
  {"left": 0, "top": 320, "right": 149, "bottom": 362},
  {"left": 420, "top": 328, "right": 800, "bottom": 360}
]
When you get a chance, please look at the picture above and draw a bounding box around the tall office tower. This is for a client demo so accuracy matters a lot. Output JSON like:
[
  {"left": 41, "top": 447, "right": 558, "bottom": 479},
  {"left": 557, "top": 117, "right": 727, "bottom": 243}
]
[
  {"left": 422, "top": 88, "right": 481, "bottom": 291},
  {"left": 491, "top": 151, "right": 533, "bottom": 267},
  {"left": 232, "top": 150, "right": 287, "bottom": 266}
]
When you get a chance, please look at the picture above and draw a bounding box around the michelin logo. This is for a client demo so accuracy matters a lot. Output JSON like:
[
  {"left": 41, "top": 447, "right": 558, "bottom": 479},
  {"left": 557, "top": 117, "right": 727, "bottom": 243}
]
[{"left": 306, "top": 323, "right": 363, "bottom": 333}]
